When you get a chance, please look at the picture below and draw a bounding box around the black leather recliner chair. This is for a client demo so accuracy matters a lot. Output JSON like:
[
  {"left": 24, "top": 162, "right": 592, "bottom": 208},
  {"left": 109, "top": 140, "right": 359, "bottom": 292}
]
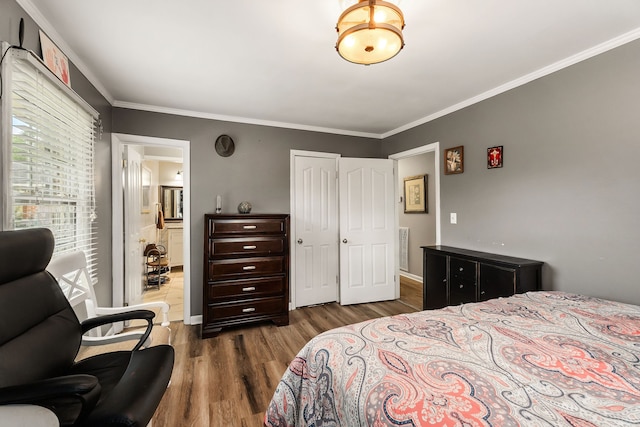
[{"left": 0, "top": 228, "right": 175, "bottom": 426}]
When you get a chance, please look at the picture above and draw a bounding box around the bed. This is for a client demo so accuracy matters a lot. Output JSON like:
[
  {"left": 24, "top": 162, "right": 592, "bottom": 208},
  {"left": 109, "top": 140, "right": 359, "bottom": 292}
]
[{"left": 264, "top": 291, "right": 640, "bottom": 426}]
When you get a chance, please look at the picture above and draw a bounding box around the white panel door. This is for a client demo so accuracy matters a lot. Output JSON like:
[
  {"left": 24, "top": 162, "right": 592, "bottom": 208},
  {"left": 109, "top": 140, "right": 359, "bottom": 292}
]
[
  {"left": 339, "top": 157, "right": 396, "bottom": 305},
  {"left": 123, "top": 146, "right": 144, "bottom": 306},
  {"left": 294, "top": 156, "right": 339, "bottom": 307}
]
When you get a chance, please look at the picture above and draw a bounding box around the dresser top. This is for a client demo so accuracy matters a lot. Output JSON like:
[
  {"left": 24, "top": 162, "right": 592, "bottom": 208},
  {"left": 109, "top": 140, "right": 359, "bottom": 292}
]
[
  {"left": 205, "top": 213, "right": 289, "bottom": 220},
  {"left": 422, "top": 245, "right": 543, "bottom": 267}
]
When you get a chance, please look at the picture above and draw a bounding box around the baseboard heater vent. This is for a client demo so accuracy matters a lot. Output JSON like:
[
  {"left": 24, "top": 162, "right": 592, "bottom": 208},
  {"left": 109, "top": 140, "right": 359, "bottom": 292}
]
[{"left": 399, "top": 227, "right": 409, "bottom": 271}]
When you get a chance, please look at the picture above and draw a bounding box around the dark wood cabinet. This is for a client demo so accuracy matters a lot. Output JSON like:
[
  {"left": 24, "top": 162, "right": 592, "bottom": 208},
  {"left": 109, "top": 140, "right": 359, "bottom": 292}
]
[
  {"left": 203, "top": 214, "right": 290, "bottom": 338},
  {"left": 422, "top": 246, "right": 542, "bottom": 310},
  {"left": 424, "top": 252, "right": 448, "bottom": 309}
]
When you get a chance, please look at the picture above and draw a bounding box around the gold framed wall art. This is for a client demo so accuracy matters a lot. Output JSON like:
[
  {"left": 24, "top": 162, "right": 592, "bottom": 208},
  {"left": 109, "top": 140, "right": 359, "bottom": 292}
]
[
  {"left": 444, "top": 145, "right": 464, "bottom": 175},
  {"left": 403, "top": 174, "right": 427, "bottom": 213}
]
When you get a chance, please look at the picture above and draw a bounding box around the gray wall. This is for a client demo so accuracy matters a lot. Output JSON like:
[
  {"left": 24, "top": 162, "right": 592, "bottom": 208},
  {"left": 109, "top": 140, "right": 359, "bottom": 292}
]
[
  {"left": 383, "top": 39, "right": 640, "bottom": 305},
  {"left": 398, "top": 152, "right": 436, "bottom": 276},
  {"left": 1, "top": 0, "right": 114, "bottom": 306},
  {"left": 112, "top": 108, "right": 382, "bottom": 314}
]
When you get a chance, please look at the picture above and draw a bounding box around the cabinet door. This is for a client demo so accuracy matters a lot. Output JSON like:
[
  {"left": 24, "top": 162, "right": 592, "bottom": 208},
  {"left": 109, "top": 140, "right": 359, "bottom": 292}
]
[
  {"left": 169, "top": 228, "right": 184, "bottom": 267},
  {"left": 424, "top": 253, "right": 448, "bottom": 310},
  {"left": 449, "top": 257, "right": 477, "bottom": 306},
  {"left": 479, "top": 264, "right": 516, "bottom": 301}
]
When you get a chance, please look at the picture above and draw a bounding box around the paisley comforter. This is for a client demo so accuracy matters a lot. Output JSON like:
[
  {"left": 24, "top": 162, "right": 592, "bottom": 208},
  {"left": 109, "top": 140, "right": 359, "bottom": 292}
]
[{"left": 265, "top": 292, "right": 640, "bottom": 426}]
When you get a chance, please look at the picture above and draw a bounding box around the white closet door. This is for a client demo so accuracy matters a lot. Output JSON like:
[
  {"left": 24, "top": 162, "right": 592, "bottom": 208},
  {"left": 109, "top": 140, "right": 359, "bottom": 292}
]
[
  {"left": 293, "top": 155, "right": 339, "bottom": 307},
  {"left": 339, "top": 157, "right": 396, "bottom": 305}
]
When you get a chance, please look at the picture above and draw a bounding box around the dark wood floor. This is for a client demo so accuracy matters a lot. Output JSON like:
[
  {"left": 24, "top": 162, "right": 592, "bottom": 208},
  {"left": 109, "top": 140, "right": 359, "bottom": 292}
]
[
  {"left": 399, "top": 274, "right": 423, "bottom": 310},
  {"left": 152, "top": 298, "right": 418, "bottom": 426}
]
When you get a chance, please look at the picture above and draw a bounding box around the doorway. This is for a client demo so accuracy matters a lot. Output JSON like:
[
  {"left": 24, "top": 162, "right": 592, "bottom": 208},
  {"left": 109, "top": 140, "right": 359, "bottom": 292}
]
[
  {"left": 111, "top": 133, "right": 192, "bottom": 325},
  {"left": 390, "top": 142, "right": 441, "bottom": 310}
]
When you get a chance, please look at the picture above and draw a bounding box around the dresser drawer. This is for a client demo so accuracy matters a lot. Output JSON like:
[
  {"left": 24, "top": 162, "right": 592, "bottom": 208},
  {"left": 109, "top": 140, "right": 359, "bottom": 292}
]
[
  {"left": 208, "top": 256, "right": 285, "bottom": 280},
  {"left": 209, "top": 218, "right": 286, "bottom": 236},
  {"left": 208, "top": 276, "right": 285, "bottom": 301},
  {"left": 209, "top": 236, "right": 285, "bottom": 258},
  {"left": 207, "top": 297, "right": 285, "bottom": 321},
  {"left": 449, "top": 257, "right": 478, "bottom": 306}
]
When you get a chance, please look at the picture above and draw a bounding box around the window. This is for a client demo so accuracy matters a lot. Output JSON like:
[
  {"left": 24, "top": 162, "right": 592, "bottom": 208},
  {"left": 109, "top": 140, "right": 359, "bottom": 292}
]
[{"left": 1, "top": 45, "right": 99, "bottom": 271}]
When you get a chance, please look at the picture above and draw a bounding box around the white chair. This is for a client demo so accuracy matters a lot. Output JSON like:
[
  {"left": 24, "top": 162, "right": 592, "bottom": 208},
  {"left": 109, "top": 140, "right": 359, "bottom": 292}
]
[
  {"left": 0, "top": 405, "right": 59, "bottom": 427},
  {"left": 47, "top": 251, "right": 171, "bottom": 348}
]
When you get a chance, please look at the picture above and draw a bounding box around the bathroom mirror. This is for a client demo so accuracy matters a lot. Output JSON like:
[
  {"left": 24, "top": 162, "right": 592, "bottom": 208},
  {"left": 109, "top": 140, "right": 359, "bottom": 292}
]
[{"left": 160, "top": 186, "right": 183, "bottom": 220}]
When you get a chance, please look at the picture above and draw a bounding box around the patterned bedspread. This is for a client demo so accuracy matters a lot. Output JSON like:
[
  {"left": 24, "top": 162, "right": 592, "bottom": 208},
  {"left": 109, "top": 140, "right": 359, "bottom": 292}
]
[{"left": 264, "top": 292, "right": 640, "bottom": 426}]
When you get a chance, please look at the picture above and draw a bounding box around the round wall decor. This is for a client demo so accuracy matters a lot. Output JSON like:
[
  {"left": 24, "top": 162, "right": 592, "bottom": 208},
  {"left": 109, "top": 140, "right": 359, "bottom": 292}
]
[{"left": 215, "top": 134, "right": 235, "bottom": 157}]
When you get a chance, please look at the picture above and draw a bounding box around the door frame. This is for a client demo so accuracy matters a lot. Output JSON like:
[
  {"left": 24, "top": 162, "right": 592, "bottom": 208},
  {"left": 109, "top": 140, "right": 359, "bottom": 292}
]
[
  {"left": 111, "top": 133, "right": 192, "bottom": 324},
  {"left": 389, "top": 142, "right": 442, "bottom": 248},
  {"left": 289, "top": 149, "right": 340, "bottom": 310}
]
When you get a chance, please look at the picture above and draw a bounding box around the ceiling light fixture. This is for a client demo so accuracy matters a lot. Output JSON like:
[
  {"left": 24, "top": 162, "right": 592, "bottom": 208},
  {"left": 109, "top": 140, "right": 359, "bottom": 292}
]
[{"left": 336, "top": 0, "right": 405, "bottom": 65}]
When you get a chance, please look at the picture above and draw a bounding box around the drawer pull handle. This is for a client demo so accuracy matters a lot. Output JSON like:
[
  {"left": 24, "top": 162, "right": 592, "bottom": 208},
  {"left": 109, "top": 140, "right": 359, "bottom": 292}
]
[
  {"left": 242, "top": 307, "right": 256, "bottom": 313},
  {"left": 243, "top": 225, "right": 257, "bottom": 230},
  {"left": 243, "top": 245, "right": 257, "bottom": 250},
  {"left": 242, "top": 286, "right": 256, "bottom": 292},
  {"left": 243, "top": 265, "right": 256, "bottom": 271}
]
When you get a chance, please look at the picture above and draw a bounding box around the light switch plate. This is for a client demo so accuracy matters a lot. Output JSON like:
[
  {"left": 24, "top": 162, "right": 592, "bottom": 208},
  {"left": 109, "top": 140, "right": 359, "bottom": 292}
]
[{"left": 450, "top": 213, "right": 457, "bottom": 224}]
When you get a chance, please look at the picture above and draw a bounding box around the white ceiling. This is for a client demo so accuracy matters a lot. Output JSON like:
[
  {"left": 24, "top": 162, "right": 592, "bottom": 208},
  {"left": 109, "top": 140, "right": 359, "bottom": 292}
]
[{"left": 20, "top": 0, "right": 640, "bottom": 138}]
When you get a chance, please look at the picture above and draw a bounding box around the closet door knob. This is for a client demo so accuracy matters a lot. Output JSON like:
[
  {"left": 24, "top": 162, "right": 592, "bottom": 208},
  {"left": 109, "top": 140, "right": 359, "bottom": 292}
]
[
  {"left": 342, "top": 239, "right": 348, "bottom": 244},
  {"left": 297, "top": 239, "right": 303, "bottom": 244}
]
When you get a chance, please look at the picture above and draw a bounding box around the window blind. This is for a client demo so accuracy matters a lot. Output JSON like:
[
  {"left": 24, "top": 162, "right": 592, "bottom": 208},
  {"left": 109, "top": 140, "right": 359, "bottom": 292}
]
[{"left": 1, "top": 46, "right": 99, "bottom": 272}]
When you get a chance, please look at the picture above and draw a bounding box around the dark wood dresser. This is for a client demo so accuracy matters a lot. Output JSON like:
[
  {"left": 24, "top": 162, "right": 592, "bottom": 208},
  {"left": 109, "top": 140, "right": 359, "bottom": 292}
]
[
  {"left": 203, "top": 214, "right": 290, "bottom": 338},
  {"left": 422, "top": 245, "right": 543, "bottom": 310}
]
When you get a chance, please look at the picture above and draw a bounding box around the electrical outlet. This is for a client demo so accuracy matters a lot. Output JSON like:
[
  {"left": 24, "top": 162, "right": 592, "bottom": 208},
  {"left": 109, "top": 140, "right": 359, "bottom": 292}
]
[{"left": 450, "top": 213, "right": 457, "bottom": 224}]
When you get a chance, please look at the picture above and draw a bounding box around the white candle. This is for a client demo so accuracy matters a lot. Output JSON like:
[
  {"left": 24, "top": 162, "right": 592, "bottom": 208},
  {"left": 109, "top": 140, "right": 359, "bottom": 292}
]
[{"left": 216, "top": 195, "right": 221, "bottom": 211}]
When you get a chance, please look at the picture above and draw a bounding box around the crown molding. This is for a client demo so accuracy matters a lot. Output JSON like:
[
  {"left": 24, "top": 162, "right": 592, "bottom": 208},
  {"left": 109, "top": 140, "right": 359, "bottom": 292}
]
[
  {"left": 16, "top": 0, "right": 114, "bottom": 104},
  {"left": 382, "top": 26, "right": 640, "bottom": 139},
  {"left": 113, "top": 101, "right": 382, "bottom": 139}
]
